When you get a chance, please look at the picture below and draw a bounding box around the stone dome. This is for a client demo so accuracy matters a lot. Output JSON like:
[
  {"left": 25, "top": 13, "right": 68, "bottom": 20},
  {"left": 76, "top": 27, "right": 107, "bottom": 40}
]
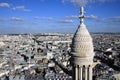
[{"left": 71, "top": 23, "right": 94, "bottom": 58}]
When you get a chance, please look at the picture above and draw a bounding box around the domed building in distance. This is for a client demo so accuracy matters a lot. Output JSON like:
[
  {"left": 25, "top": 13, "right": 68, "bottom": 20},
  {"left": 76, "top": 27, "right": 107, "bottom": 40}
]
[{"left": 71, "top": 7, "right": 95, "bottom": 80}]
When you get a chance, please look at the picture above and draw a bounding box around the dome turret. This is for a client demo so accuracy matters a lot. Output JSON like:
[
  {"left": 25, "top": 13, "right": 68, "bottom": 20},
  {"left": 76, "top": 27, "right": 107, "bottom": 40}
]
[
  {"left": 71, "top": 7, "right": 94, "bottom": 65},
  {"left": 71, "top": 7, "right": 95, "bottom": 80}
]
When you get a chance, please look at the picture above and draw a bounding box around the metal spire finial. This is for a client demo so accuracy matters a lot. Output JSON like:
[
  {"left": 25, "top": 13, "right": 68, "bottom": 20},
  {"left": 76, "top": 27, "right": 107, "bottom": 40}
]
[{"left": 79, "top": 6, "right": 84, "bottom": 24}]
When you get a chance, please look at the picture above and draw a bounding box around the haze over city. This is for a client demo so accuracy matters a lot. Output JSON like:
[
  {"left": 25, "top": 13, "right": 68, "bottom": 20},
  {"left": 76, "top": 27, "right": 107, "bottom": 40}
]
[{"left": 0, "top": 0, "right": 120, "bottom": 33}]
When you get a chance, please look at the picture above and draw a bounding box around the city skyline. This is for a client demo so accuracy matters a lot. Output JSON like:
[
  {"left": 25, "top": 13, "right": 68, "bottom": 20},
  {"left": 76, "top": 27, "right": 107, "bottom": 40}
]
[{"left": 0, "top": 0, "right": 120, "bottom": 34}]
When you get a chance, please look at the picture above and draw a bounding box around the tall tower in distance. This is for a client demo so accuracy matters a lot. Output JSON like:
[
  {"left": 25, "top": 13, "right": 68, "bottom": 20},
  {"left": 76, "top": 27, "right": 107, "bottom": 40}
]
[{"left": 71, "top": 7, "right": 95, "bottom": 80}]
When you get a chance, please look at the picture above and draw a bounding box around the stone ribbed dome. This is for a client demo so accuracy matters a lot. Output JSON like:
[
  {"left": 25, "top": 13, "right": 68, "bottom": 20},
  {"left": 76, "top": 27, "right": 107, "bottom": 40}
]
[{"left": 71, "top": 23, "right": 94, "bottom": 58}]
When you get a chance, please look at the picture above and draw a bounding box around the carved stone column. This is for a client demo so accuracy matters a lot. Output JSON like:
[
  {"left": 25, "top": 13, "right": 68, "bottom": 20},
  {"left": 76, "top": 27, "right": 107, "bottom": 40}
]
[
  {"left": 75, "top": 65, "right": 78, "bottom": 80},
  {"left": 89, "top": 65, "right": 92, "bottom": 80},
  {"left": 79, "top": 66, "right": 83, "bottom": 80},
  {"left": 85, "top": 66, "right": 88, "bottom": 80}
]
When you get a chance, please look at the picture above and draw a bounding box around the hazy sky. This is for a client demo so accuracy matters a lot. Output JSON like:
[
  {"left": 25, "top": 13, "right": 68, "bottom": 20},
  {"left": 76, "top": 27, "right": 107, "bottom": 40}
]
[{"left": 0, "top": 0, "right": 120, "bottom": 34}]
